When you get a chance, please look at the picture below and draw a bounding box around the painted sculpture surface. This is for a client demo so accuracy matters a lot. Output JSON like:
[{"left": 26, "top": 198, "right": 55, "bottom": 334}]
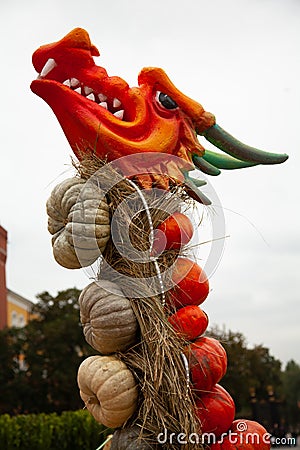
[{"left": 31, "top": 28, "right": 287, "bottom": 192}]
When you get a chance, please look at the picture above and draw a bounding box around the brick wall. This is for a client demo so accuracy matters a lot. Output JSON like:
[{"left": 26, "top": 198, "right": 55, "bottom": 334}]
[{"left": 0, "top": 226, "right": 7, "bottom": 329}]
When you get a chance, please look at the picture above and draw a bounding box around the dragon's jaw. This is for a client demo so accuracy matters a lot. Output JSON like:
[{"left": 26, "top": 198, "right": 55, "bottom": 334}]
[
  {"left": 31, "top": 66, "right": 174, "bottom": 160},
  {"left": 30, "top": 28, "right": 214, "bottom": 174},
  {"left": 30, "top": 77, "right": 168, "bottom": 160}
]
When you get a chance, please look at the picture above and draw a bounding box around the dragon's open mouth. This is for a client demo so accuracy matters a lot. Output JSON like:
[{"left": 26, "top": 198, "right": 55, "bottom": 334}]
[
  {"left": 34, "top": 53, "right": 131, "bottom": 122},
  {"left": 30, "top": 27, "right": 154, "bottom": 151},
  {"left": 30, "top": 29, "right": 189, "bottom": 163},
  {"left": 31, "top": 71, "right": 137, "bottom": 131},
  {"left": 62, "top": 77, "right": 125, "bottom": 120}
]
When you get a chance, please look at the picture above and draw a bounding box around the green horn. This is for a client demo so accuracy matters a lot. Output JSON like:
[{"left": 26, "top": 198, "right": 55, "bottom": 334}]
[
  {"left": 203, "top": 124, "right": 289, "bottom": 165},
  {"left": 203, "top": 149, "right": 259, "bottom": 169},
  {"left": 193, "top": 155, "right": 221, "bottom": 176}
]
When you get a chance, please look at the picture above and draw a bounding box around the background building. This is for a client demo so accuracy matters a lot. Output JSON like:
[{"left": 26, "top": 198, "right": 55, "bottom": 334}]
[{"left": 0, "top": 225, "right": 34, "bottom": 329}]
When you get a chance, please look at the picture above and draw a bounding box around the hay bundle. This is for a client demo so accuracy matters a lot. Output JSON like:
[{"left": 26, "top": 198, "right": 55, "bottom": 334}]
[{"left": 75, "top": 154, "right": 203, "bottom": 449}]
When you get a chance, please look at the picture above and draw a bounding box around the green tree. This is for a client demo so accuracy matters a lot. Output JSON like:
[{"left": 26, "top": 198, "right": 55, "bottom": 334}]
[
  {"left": 281, "top": 360, "right": 300, "bottom": 428},
  {"left": 247, "top": 344, "right": 282, "bottom": 400},
  {"left": 0, "top": 288, "right": 94, "bottom": 414},
  {"left": 207, "top": 327, "right": 251, "bottom": 412},
  {"left": 0, "top": 327, "right": 26, "bottom": 414},
  {"left": 23, "top": 288, "right": 94, "bottom": 413},
  {"left": 207, "top": 326, "right": 282, "bottom": 415}
]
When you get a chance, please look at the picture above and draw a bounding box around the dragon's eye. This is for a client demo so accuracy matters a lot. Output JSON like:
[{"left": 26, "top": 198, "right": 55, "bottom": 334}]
[{"left": 156, "top": 91, "right": 178, "bottom": 110}]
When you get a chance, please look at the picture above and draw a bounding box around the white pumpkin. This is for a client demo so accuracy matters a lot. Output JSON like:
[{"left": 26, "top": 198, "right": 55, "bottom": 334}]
[
  {"left": 77, "top": 355, "right": 138, "bottom": 428},
  {"left": 79, "top": 280, "right": 138, "bottom": 354},
  {"left": 46, "top": 177, "right": 110, "bottom": 269}
]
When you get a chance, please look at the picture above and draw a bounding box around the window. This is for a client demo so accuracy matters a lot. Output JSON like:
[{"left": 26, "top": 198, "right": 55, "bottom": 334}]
[
  {"left": 11, "top": 311, "right": 18, "bottom": 327},
  {"left": 18, "top": 314, "right": 25, "bottom": 327},
  {"left": 11, "top": 311, "right": 25, "bottom": 328}
]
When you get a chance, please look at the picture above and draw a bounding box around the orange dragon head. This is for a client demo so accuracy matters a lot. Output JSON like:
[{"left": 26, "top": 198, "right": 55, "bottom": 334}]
[{"left": 31, "top": 28, "right": 288, "bottom": 201}]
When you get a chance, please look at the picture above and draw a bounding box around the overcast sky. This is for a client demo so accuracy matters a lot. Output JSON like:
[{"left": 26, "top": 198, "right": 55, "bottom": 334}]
[{"left": 0, "top": 0, "right": 299, "bottom": 367}]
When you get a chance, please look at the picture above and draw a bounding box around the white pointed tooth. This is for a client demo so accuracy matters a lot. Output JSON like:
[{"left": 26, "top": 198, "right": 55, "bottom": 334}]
[
  {"left": 70, "top": 78, "right": 80, "bottom": 87},
  {"left": 84, "top": 86, "right": 93, "bottom": 95},
  {"left": 114, "top": 110, "right": 124, "bottom": 120},
  {"left": 98, "top": 93, "right": 107, "bottom": 102},
  {"left": 74, "top": 87, "right": 81, "bottom": 94},
  {"left": 86, "top": 93, "right": 95, "bottom": 101},
  {"left": 63, "top": 79, "right": 71, "bottom": 87},
  {"left": 113, "top": 97, "right": 122, "bottom": 108},
  {"left": 40, "top": 58, "right": 57, "bottom": 78},
  {"left": 99, "top": 102, "right": 108, "bottom": 109}
]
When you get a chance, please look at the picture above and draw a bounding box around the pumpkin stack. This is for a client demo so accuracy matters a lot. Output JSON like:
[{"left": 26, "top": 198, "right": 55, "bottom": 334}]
[
  {"left": 156, "top": 215, "right": 270, "bottom": 449},
  {"left": 47, "top": 176, "right": 141, "bottom": 429},
  {"left": 46, "top": 165, "right": 270, "bottom": 450},
  {"left": 77, "top": 280, "right": 139, "bottom": 429},
  {"left": 160, "top": 221, "right": 236, "bottom": 445}
]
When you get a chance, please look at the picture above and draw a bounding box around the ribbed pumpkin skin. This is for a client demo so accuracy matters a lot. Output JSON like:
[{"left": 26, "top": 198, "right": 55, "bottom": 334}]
[
  {"left": 187, "top": 336, "right": 227, "bottom": 394},
  {"left": 79, "top": 280, "right": 138, "bottom": 354},
  {"left": 47, "top": 177, "right": 110, "bottom": 269},
  {"left": 195, "top": 384, "right": 235, "bottom": 438},
  {"left": 209, "top": 420, "right": 271, "bottom": 449},
  {"left": 77, "top": 355, "right": 138, "bottom": 428}
]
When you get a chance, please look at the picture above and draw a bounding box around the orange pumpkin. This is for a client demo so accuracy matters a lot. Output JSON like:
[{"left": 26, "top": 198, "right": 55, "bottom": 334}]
[
  {"left": 151, "top": 211, "right": 193, "bottom": 255},
  {"left": 195, "top": 384, "right": 235, "bottom": 438},
  {"left": 169, "top": 257, "right": 209, "bottom": 308},
  {"left": 209, "top": 419, "right": 271, "bottom": 449},
  {"left": 187, "top": 336, "right": 227, "bottom": 394},
  {"left": 168, "top": 305, "right": 208, "bottom": 340}
]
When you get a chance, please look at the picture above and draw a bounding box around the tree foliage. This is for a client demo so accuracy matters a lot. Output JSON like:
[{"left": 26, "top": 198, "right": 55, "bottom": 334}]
[
  {"left": 206, "top": 326, "right": 282, "bottom": 415},
  {"left": 0, "top": 288, "right": 94, "bottom": 415},
  {"left": 281, "top": 360, "right": 300, "bottom": 427},
  {"left": 0, "top": 327, "right": 26, "bottom": 414},
  {"left": 0, "top": 291, "right": 299, "bottom": 430}
]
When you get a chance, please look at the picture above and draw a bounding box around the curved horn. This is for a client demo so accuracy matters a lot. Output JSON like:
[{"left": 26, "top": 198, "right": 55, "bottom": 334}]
[
  {"left": 193, "top": 155, "right": 221, "bottom": 176},
  {"left": 183, "top": 174, "right": 207, "bottom": 187},
  {"left": 202, "top": 124, "right": 289, "bottom": 165},
  {"left": 203, "top": 149, "right": 259, "bottom": 169},
  {"left": 182, "top": 177, "right": 211, "bottom": 205}
]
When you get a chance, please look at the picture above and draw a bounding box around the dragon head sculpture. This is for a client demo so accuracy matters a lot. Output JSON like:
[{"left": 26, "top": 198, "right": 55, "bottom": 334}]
[{"left": 31, "top": 28, "right": 288, "bottom": 200}]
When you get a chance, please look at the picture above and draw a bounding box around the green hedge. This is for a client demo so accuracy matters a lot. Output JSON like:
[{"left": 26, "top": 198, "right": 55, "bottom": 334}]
[{"left": 0, "top": 410, "right": 111, "bottom": 450}]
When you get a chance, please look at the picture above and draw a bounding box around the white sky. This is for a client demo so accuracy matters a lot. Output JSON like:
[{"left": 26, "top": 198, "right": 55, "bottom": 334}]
[{"left": 0, "top": 0, "right": 299, "bottom": 367}]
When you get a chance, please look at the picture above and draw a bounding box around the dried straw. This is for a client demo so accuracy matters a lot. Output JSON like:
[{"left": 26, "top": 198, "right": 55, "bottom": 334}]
[{"left": 74, "top": 154, "right": 204, "bottom": 449}]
